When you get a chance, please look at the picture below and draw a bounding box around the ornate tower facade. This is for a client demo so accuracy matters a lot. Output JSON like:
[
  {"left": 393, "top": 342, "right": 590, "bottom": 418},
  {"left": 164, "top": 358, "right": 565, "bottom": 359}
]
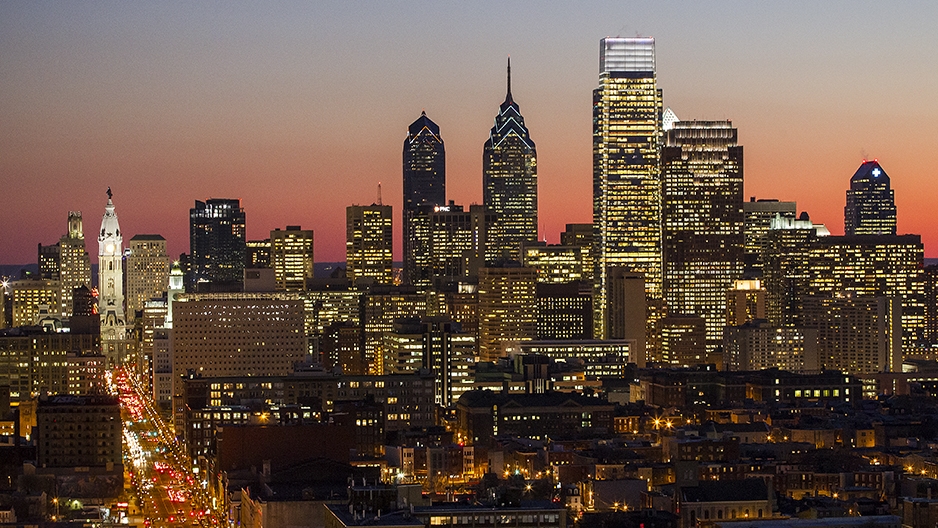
[
  {"left": 98, "top": 188, "right": 127, "bottom": 365},
  {"left": 483, "top": 58, "right": 537, "bottom": 263}
]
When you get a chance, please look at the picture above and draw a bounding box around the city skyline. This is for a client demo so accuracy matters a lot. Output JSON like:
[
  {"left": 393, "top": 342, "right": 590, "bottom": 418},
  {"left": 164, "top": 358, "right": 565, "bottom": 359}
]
[{"left": 3, "top": 2, "right": 938, "bottom": 264}]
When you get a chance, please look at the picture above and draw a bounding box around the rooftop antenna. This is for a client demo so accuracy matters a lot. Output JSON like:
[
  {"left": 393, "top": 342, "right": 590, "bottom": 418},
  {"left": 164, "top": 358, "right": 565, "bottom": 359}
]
[{"left": 376, "top": 182, "right": 383, "bottom": 206}]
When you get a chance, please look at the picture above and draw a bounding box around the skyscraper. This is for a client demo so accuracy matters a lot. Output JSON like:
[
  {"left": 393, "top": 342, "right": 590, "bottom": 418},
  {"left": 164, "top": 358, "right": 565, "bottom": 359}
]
[
  {"left": 661, "top": 120, "right": 744, "bottom": 351},
  {"left": 844, "top": 160, "right": 897, "bottom": 236},
  {"left": 592, "top": 37, "right": 663, "bottom": 340},
  {"left": 58, "top": 212, "right": 91, "bottom": 317},
  {"left": 483, "top": 58, "right": 537, "bottom": 263},
  {"left": 270, "top": 226, "right": 314, "bottom": 291},
  {"left": 126, "top": 234, "right": 169, "bottom": 317},
  {"left": 346, "top": 204, "right": 393, "bottom": 285},
  {"left": 743, "top": 198, "right": 797, "bottom": 274},
  {"left": 189, "top": 199, "right": 246, "bottom": 291},
  {"left": 403, "top": 112, "right": 445, "bottom": 288},
  {"left": 98, "top": 188, "right": 126, "bottom": 365}
]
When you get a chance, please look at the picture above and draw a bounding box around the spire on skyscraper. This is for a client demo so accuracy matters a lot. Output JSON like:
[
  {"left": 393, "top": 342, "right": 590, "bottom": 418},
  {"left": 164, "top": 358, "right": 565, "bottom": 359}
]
[{"left": 506, "top": 56, "right": 512, "bottom": 103}]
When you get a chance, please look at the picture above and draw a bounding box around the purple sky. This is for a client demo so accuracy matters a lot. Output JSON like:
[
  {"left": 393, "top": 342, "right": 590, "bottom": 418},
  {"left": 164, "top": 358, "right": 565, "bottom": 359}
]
[{"left": 2, "top": 1, "right": 937, "bottom": 264}]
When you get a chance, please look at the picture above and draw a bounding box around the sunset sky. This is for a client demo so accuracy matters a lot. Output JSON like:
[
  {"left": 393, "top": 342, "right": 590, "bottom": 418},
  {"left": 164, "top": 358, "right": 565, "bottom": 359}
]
[{"left": 2, "top": 1, "right": 937, "bottom": 264}]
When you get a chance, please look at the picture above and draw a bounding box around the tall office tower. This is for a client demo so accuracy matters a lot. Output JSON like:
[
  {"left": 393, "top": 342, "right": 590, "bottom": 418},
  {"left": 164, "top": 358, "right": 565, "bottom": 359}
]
[
  {"left": 483, "top": 58, "right": 538, "bottom": 263},
  {"left": 802, "top": 296, "right": 901, "bottom": 374},
  {"left": 661, "top": 120, "right": 744, "bottom": 351},
  {"left": 762, "top": 213, "right": 828, "bottom": 326},
  {"left": 245, "top": 239, "right": 271, "bottom": 268},
  {"left": 361, "top": 285, "right": 427, "bottom": 374},
  {"left": 346, "top": 204, "right": 393, "bottom": 285},
  {"left": 58, "top": 212, "right": 91, "bottom": 317},
  {"left": 478, "top": 263, "right": 536, "bottom": 361},
  {"left": 98, "top": 189, "right": 127, "bottom": 364},
  {"left": 808, "top": 234, "right": 924, "bottom": 353},
  {"left": 560, "top": 223, "right": 594, "bottom": 282},
  {"left": 189, "top": 199, "right": 246, "bottom": 291},
  {"left": 270, "top": 226, "right": 314, "bottom": 291},
  {"left": 925, "top": 264, "right": 938, "bottom": 347},
  {"left": 403, "top": 112, "right": 445, "bottom": 288},
  {"left": 38, "top": 242, "right": 60, "bottom": 280},
  {"left": 126, "top": 234, "right": 169, "bottom": 318},
  {"left": 521, "top": 242, "right": 586, "bottom": 284},
  {"left": 844, "top": 160, "right": 897, "bottom": 236},
  {"left": 429, "top": 203, "right": 492, "bottom": 287},
  {"left": 726, "top": 279, "right": 766, "bottom": 327},
  {"left": 593, "top": 37, "right": 663, "bottom": 339},
  {"left": 743, "top": 198, "right": 797, "bottom": 274}
]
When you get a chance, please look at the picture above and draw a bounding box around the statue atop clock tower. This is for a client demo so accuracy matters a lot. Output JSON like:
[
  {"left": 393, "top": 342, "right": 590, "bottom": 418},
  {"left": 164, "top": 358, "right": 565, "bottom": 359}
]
[{"left": 98, "top": 187, "right": 127, "bottom": 365}]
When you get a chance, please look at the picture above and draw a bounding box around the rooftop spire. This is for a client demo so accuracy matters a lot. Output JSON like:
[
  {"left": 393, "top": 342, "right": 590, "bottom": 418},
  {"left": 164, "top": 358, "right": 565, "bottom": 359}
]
[{"left": 506, "top": 56, "right": 512, "bottom": 102}]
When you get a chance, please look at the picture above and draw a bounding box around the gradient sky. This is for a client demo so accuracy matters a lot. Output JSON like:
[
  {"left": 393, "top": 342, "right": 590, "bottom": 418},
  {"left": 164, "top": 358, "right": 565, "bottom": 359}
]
[{"left": 2, "top": 1, "right": 937, "bottom": 265}]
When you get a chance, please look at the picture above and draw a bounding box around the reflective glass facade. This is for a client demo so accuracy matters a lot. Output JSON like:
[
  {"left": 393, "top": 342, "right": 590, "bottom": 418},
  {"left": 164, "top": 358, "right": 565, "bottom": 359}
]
[
  {"left": 661, "top": 121, "right": 743, "bottom": 351},
  {"left": 483, "top": 59, "right": 537, "bottom": 263},
  {"left": 403, "top": 112, "right": 445, "bottom": 288},
  {"left": 844, "top": 160, "right": 897, "bottom": 236},
  {"left": 593, "top": 37, "right": 662, "bottom": 339}
]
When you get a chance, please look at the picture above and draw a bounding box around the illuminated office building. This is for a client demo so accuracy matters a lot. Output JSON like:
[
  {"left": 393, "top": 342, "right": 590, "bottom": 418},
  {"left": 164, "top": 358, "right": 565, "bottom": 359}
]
[
  {"left": 561, "top": 223, "right": 594, "bottom": 282},
  {"left": 658, "top": 315, "right": 707, "bottom": 367},
  {"left": 743, "top": 198, "right": 796, "bottom": 274},
  {"left": 661, "top": 120, "right": 744, "bottom": 350},
  {"left": 245, "top": 239, "right": 271, "bottom": 269},
  {"left": 37, "top": 212, "right": 92, "bottom": 317},
  {"left": 58, "top": 212, "right": 92, "bottom": 316},
  {"left": 361, "top": 285, "right": 427, "bottom": 374},
  {"left": 723, "top": 322, "right": 819, "bottom": 373},
  {"left": 170, "top": 295, "right": 307, "bottom": 399},
  {"left": 126, "top": 234, "right": 169, "bottom": 317},
  {"left": 521, "top": 242, "right": 585, "bottom": 284},
  {"left": 270, "top": 226, "right": 314, "bottom": 291},
  {"left": 514, "top": 340, "right": 633, "bottom": 379},
  {"left": 403, "top": 112, "right": 445, "bottom": 288},
  {"left": 98, "top": 189, "right": 128, "bottom": 365},
  {"left": 346, "top": 204, "right": 393, "bottom": 285},
  {"left": 38, "top": 242, "right": 59, "bottom": 281},
  {"left": 535, "top": 282, "right": 593, "bottom": 340},
  {"left": 483, "top": 58, "right": 537, "bottom": 263},
  {"left": 802, "top": 295, "right": 901, "bottom": 374},
  {"left": 925, "top": 264, "right": 938, "bottom": 347},
  {"left": 189, "top": 198, "right": 246, "bottom": 291},
  {"left": 10, "top": 278, "right": 59, "bottom": 327},
  {"left": 726, "top": 279, "right": 766, "bottom": 327},
  {"left": 428, "top": 204, "right": 491, "bottom": 287},
  {"left": 808, "top": 235, "right": 924, "bottom": 353},
  {"left": 593, "top": 37, "right": 663, "bottom": 339},
  {"left": 478, "top": 263, "right": 536, "bottom": 361},
  {"left": 762, "top": 213, "right": 828, "bottom": 326},
  {"left": 844, "top": 160, "right": 897, "bottom": 236},
  {"left": 382, "top": 317, "right": 475, "bottom": 407}
]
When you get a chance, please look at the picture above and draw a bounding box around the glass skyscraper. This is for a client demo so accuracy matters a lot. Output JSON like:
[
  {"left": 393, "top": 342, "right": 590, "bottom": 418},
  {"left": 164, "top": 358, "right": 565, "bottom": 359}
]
[
  {"left": 402, "top": 111, "right": 445, "bottom": 288},
  {"left": 483, "top": 58, "right": 537, "bottom": 264},
  {"left": 189, "top": 199, "right": 246, "bottom": 291},
  {"left": 844, "top": 160, "right": 897, "bottom": 236},
  {"left": 661, "top": 120, "right": 744, "bottom": 351},
  {"left": 592, "top": 37, "right": 663, "bottom": 340}
]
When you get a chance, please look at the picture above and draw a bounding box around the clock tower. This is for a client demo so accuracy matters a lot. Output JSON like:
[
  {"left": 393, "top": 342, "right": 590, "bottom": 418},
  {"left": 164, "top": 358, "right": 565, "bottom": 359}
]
[{"left": 98, "top": 188, "right": 127, "bottom": 365}]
